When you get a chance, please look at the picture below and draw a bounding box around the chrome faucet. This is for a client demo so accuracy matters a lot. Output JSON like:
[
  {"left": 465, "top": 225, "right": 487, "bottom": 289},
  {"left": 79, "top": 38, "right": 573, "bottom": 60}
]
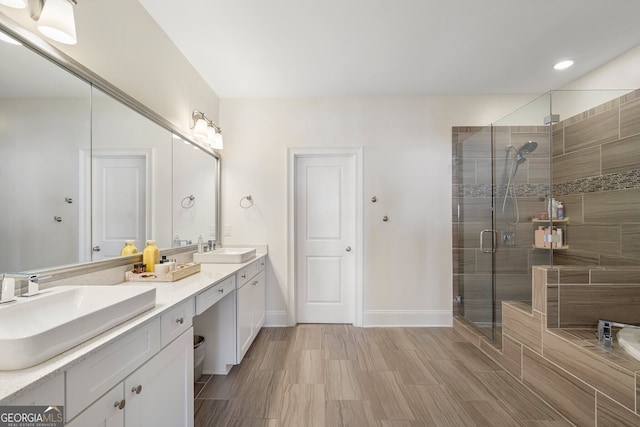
[
  {"left": 597, "top": 319, "right": 640, "bottom": 348},
  {"left": 0, "top": 273, "right": 50, "bottom": 302}
]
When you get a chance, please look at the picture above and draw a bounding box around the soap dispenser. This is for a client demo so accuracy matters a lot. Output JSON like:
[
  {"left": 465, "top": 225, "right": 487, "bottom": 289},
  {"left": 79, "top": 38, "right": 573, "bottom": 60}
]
[{"left": 120, "top": 240, "right": 139, "bottom": 256}]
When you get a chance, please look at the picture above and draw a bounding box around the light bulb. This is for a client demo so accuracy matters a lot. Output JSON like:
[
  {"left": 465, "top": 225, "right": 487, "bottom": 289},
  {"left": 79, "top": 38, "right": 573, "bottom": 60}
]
[{"left": 37, "top": 0, "right": 77, "bottom": 45}]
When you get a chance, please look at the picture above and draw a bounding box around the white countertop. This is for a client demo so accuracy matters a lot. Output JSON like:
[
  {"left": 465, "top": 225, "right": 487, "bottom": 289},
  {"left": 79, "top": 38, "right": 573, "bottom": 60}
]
[{"left": 0, "top": 251, "right": 267, "bottom": 403}]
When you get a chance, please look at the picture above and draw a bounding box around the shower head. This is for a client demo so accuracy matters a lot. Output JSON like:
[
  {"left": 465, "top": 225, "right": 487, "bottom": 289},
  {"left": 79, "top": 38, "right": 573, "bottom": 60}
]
[{"left": 514, "top": 140, "right": 538, "bottom": 164}]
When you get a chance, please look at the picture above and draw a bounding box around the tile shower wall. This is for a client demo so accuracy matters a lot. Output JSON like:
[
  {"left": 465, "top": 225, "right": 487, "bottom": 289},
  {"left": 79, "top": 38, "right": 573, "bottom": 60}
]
[
  {"left": 553, "top": 89, "right": 640, "bottom": 266},
  {"left": 452, "top": 125, "right": 551, "bottom": 326}
]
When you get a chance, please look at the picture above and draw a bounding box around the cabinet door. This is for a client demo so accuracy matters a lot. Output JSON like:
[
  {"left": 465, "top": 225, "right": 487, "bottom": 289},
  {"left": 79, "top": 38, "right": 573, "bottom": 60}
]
[
  {"left": 66, "top": 384, "right": 124, "bottom": 427},
  {"left": 237, "top": 282, "right": 254, "bottom": 363},
  {"left": 124, "top": 328, "right": 194, "bottom": 427},
  {"left": 252, "top": 271, "right": 266, "bottom": 333}
]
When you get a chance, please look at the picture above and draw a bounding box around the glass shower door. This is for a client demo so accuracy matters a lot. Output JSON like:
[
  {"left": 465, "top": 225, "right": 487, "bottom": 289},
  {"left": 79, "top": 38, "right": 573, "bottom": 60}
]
[{"left": 453, "top": 125, "right": 496, "bottom": 340}]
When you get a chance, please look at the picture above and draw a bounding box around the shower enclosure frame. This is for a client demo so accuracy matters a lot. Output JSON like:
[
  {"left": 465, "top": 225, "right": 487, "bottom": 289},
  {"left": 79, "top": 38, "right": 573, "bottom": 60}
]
[{"left": 453, "top": 88, "right": 638, "bottom": 347}]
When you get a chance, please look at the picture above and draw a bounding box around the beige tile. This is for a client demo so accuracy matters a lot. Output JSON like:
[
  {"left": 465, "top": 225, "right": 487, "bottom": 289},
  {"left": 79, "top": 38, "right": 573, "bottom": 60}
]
[
  {"left": 559, "top": 284, "right": 640, "bottom": 327},
  {"left": 543, "top": 330, "right": 636, "bottom": 410},
  {"left": 584, "top": 188, "right": 640, "bottom": 223},
  {"left": 621, "top": 224, "right": 640, "bottom": 259},
  {"left": 460, "top": 399, "right": 526, "bottom": 427},
  {"left": 552, "top": 127, "right": 564, "bottom": 157},
  {"left": 286, "top": 350, "right": 324, "bottom": 384},
  {"left": 478, "top": 334, "right": 522, "bottom": 380},
  {"left": 503, "top": 302, "right": 543, "bottom": 354},
  {"left": 523, "top": 348, "right": 596, "bottom": 426},
  {"left": 380, "top": 348, "right": 439, "bottom": 385},
  {"left": 400, "top": 384, "right": 475, "bottom": 426},
  {"left": 280, "top": 384, "right": 325, "bottom": 427},
  {"left": 600, "top": 255, "right": 640, "bottom": 266},
  {"left": 558, "top": 194, "right": 583, "bottom": 224},
  {"left": 361, "top": 370, "right": 415, "bottom": 420},
  {"left": 596, "top": 391, "right": 640, "bottom": 426},
  {"left": 567, "top": 224, "right": 621, "bottom": 255},
  {"left": 475, "top": 371, "right": 567, "bottom": 422},
  {"left": 325, "top": 400, "right": 377, "bottom": 427},
  {"left": 452, "top": 316, "right": 483, "bottom": 348},
  {"left": 324, "top": 360, "right": 364, "bottom": 400},
  {"left": 590, "top": 268, "right": 640, "bottom": 284},
  {"left": 602, "top": 134, "right": 640, "bottom": 174},
  {"left": 552, "top": 146, "right": 600, "bottom": 184},
  {"left": 194, "top": 399, "right": 234, "bottom": 427},
  {"left": 546, "top": 286, "right": 559, "bottom": 328},
  {"left": 532, "top": 267, "right": 546, "bottom": 313},
  {"left": 230, "top": 370, "right": 286, "bottom": 419},
  {"left": 552, "top": 250, "right": 600, "bottom": 266},
  {"left": 427, "top": 358, "right": 495, "bottom": 401},
  {"left": 620, "top": 95, "right": 640, "bottom": 138},
  {"left": 558, "top": 268, "right": 591, "bottom": 284},
  {"left": 564, "top": 105, "right": 619, "bottom": 153}
]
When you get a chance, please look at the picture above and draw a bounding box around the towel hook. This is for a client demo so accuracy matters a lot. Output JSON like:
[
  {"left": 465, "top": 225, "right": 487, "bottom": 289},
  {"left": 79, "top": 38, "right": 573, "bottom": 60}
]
[{"left": 240, "top": 195, "right": 253, "bottom": 209}]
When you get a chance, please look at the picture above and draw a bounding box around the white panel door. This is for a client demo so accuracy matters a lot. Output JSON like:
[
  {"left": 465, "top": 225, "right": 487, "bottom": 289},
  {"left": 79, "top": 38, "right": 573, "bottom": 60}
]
[
  {"left": 92, "top": 155, "right": 147, "bottom": 259},
  {"left": 295, "top": 155, "right": 355, "bottom": 323}
]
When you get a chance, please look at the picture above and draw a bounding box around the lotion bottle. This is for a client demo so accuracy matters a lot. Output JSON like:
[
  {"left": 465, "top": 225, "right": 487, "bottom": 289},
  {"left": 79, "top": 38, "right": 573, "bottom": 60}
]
[
  {"left": 120, "top": 240, "right": 138, "bottom": 256},
  {"left": 143, "top": 240, "right": 159, "bottom": 272}
]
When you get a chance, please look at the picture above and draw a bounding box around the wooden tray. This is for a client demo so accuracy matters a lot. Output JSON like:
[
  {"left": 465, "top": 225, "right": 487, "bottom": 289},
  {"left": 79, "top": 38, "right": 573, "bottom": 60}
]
[{"left": 125, "top": 262, "right": 201, "bottom": 282}]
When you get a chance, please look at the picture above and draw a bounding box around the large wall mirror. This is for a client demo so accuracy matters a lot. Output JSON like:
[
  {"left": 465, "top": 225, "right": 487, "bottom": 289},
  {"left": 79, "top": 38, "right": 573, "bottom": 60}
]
[{"left": 0, "top": 27, "right": 220, "bottom": 273}]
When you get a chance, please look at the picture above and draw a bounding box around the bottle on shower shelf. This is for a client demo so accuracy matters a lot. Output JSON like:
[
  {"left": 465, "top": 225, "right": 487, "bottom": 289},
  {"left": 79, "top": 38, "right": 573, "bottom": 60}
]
[{"left": 557, "top": 202, "right": 564, "bottom": 220}]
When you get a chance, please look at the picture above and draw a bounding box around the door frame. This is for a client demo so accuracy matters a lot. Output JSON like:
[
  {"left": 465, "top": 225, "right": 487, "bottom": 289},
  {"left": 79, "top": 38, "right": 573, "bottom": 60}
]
[{"left": 286, "top": 147, "right": 364, "bottom": 327}]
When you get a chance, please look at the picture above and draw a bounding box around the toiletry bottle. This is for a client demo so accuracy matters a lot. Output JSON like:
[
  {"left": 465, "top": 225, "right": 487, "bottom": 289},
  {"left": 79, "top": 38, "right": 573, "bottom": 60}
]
[
  {"left": 120, "top": 240, "right": 138, "bottom": 256},
  {"left": 557, "top": 202, "right": 564, "bottom": 220},
  {"left": 552, "top": 198, "right": 558, "bottom": 219},
  {"left": 198, "top": 234, "right": 204, "bottom": 253},
  {"left": 143, "top": 240, "right": 159, "bottom": 272},
  {"left": 557, "top": 228, "right": 563, "bottom": 248}
]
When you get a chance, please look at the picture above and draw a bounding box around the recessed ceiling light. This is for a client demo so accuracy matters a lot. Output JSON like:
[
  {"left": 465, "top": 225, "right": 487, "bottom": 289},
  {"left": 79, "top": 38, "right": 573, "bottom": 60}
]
[{"left": 554, "top": 60, "right": 574, "bottom": 70}]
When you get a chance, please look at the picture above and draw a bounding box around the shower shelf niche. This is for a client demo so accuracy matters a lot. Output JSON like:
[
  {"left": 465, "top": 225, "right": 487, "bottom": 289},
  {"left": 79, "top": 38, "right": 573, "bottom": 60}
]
[{"left": 531, "top": 217, "right": 569, "bottom": 250}]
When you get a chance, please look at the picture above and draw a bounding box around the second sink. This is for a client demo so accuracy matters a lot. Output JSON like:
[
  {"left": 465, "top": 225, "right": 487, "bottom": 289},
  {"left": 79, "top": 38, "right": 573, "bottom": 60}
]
[{"left": 194, "top": 247, "right": 256, "bottom": 264}]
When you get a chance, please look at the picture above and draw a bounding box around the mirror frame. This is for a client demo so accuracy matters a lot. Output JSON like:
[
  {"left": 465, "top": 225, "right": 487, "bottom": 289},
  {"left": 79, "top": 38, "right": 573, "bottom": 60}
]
[{"left": 0, "top": 14, "right": 221, "bottom": 272}]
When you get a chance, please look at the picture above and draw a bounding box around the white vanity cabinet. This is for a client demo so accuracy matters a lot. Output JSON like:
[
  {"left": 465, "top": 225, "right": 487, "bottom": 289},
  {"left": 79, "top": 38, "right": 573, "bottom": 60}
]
[
  {"left": 236, "top": 257, "right": 266, "bottom": 363},
  {"left": 66, "top": 328, "right": 193, "bottom": 427},
  {"left": 65, "top": 301, "right": 194, "bottom": 427}
]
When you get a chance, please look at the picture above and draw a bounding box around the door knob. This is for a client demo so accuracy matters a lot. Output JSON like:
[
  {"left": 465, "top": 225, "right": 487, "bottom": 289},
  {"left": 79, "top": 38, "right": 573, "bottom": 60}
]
[
  {"left": 346, "top": 246, "right": 352, "bottom": 252},
  {"left": 92, "top": 246, "right": 101, "bottom": 252}
]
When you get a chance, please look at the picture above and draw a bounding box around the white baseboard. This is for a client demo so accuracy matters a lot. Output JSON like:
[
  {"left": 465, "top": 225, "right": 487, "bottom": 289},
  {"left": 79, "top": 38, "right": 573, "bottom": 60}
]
[
  {"left": 265, "top": 310, "right": 289, "bottom": 327},
  {"left": 263, "top": 310, "right": 453, "bottom": 327},
  {"left": 363, "top": 310, "right": 452, "bottom": 327}
]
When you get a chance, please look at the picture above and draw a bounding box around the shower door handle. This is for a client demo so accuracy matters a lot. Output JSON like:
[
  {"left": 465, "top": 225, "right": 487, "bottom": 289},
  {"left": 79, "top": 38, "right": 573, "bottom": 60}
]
[{"left": 480, "top": 229, "right": 497, "bottom": 253}]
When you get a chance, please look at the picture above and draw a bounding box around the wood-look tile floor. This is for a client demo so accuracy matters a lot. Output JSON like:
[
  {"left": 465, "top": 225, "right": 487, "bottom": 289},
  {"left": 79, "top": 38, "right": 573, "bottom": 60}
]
[{"left": 194, "top": 325, "right": 571, "bottom": 426}]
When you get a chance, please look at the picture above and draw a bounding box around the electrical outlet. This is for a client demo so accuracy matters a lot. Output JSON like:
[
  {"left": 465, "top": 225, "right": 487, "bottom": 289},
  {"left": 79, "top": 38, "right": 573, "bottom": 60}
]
[{"left": 224, "top": 224, "right": 231, "bottom": 236}]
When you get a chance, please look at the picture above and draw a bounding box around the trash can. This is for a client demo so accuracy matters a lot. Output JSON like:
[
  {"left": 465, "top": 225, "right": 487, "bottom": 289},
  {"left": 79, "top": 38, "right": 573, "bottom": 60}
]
[{"left": 194, "top": 335, "right": 205, "bottom": 382}]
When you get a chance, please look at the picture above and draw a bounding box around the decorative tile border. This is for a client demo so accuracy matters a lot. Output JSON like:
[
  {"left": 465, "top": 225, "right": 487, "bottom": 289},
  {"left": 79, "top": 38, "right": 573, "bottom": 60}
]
[
  {"left": 553, "top": 169, "right": 640, "bottom": 196},
  {"left": 455, "top": 183, "right": 550, "bottom": 198}
]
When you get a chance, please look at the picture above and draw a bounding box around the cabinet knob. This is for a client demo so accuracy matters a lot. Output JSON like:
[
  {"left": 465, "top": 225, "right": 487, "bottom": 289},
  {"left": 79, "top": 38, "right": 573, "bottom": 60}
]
[
  {"left": 176, "top": 317, "right": 184, "bottom": 324},
  {"left": 132, "top": 384, "right": 143, "bottom": 395},
  {"left": 218, "top": 288, "right": 224, "bottom": 294},
  {"left": 241, "top": 273, "right": 246, "bottom": 279},
  {"left": 114, "top": 399, "right": 126, "bottom": 410},
  {"left": 345, "top": 246, "right": 352, "bottom": 252},
  {"left": 252, "top": 281, "right": 258, "bottom": 286}
]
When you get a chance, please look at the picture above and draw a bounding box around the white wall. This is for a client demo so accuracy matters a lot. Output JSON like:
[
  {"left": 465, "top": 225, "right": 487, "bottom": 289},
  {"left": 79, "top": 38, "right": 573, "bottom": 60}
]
[
  {"left": 219, "top": 95, "right": 535, "bottom": 326},
  {"left": 0, "top": 0, "right": 220, "bottom": 135}
]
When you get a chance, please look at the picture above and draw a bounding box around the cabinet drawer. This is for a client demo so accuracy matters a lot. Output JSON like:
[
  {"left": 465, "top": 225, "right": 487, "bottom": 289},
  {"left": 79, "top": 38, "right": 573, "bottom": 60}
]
[
  {"left": 66, "top": 318, "right": 161, "bottom": 420},
  {"left": 196, "top": 276, "right": 235, "bottom": 315},
  {"left": 161, "top": 298, "right": 194, "bottom": 347},
  {"left": 256, "top": 257, "right": 266, "bottom": 274},
  {"left": 237, "top": 260, "right": 259, "bottom": 288}
]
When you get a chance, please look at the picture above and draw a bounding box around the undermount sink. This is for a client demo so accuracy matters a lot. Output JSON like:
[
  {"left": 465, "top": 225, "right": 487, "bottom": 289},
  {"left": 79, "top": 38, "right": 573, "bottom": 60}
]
[
  {"left": 0, "top": 285, "right": 156, "bottom": 370},
  {"left": 193, "top": 247, "right": 256, "bottom": 264}
]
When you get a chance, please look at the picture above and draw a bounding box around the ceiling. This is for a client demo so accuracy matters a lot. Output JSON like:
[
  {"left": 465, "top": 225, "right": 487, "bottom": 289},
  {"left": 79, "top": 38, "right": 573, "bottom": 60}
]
[{"left": 140, "top": 0, "right": 640, "bottom": 98}]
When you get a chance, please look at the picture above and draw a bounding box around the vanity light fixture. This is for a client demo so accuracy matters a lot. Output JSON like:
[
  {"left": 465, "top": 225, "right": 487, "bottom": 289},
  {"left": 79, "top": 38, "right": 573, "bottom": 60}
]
[
  {"left": 0, "top": 0, "right": 27, "bottom": 9},
  {"left": 191, "top": 110, "right": 223, "bottom": 150}
]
